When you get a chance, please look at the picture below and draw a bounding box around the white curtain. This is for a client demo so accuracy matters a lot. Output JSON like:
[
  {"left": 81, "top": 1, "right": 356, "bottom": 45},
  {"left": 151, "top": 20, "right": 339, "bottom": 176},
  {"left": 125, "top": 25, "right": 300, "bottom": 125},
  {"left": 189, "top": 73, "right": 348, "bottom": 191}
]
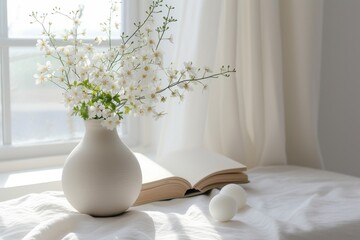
[{"left": 149, "top": 0, "right": 324, "bottom": 169}]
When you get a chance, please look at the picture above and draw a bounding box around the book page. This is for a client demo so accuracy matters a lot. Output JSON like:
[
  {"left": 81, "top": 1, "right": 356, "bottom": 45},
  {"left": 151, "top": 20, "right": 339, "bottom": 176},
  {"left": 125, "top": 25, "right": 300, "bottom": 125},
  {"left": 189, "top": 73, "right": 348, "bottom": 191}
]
[
  {"left": 157, "top": 148, "right": 246, "bottom": 187},
  {"left": 134, "top": 153, "right": 191, "bottom": 205},
  {"left": 135, "top": 153, "right": 175, "bottom": 186}
]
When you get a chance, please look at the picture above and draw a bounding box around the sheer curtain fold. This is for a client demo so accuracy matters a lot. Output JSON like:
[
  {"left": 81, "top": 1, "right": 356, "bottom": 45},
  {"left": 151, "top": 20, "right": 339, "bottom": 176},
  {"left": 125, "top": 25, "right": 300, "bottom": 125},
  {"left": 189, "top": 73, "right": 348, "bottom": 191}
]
[
  {"left": 155, "top": 0, "right": 324, "bottom": 169},
  {"left": 280, "top": 0, "right": 324, "bottom": 168}
]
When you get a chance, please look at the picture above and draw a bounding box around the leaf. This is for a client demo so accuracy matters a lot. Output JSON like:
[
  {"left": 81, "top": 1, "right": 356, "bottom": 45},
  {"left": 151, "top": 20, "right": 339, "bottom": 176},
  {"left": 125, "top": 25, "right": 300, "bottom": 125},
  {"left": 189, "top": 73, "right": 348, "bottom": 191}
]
[
  {"left": 80, "top": 103, "right": 89, "bottom": 119},
  {"left": 124, "top": 106, "right": 131, "bottom": 114}
]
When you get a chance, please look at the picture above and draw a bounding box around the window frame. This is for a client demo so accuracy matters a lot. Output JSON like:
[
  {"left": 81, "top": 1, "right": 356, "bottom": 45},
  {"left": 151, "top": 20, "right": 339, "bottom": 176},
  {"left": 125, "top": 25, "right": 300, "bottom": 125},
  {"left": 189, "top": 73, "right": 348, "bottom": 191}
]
[{"left": 0, "top": 0, "right": 140, "bottom": 162}]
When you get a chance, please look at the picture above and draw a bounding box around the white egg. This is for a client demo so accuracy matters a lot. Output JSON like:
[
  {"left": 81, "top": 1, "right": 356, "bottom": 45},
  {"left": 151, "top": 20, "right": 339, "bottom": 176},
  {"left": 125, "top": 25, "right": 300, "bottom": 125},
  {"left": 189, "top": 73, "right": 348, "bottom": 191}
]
[
  {"left": 220, "top": 184, "right": 247, "bottom": 210},
  {"left": 209, "top": 194, "right": 237, "bottom": 222}
]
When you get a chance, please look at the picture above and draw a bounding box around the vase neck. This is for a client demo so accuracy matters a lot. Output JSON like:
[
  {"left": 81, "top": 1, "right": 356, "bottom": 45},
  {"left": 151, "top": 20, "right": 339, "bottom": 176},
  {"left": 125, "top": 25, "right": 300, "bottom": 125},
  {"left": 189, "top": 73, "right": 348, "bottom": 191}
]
[
  {"left": 84, "top": 120, "right": 119, "bottom": 140},
  {"left": 85, "top": 119, "right": 109, "bottom": 130}
]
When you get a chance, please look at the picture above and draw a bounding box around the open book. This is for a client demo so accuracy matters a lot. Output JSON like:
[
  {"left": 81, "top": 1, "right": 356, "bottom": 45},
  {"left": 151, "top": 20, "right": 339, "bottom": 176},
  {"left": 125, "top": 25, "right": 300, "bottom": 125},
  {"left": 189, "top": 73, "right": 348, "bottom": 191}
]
[{"left": 134, "top": 149, "right": 248, "bottom": 205}]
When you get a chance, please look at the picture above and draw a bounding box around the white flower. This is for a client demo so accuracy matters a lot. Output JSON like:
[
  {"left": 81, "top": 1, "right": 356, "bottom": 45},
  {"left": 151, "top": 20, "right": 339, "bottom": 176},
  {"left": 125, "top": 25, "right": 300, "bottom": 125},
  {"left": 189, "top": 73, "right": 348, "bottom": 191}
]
[
  {"left": 73, "top": 18, "right": 81, "bottom": 26},
  {"left": 179, "top": 82, "right": 193, "bottom": 91},
  {"left": 62, "top": 30, "right": 71, "bottom": 41},
  {"left": 63, "top": 45, "right": 75, "bottom": 57},
  {"left": 89, "top": 102, "right": 105, "bottom": 118},
  {"left": 101, "top": 114, "right": 120, "bottom": 130},
  {"left": 147, "top": 93, "right": 159, "bottom": 103},
  {"left": 98, "top": 77, "right": 113, "bottom": 91},
  {"left": 69, "top": 87, "right": 83, "bottom": 103},
  {"left": 140, "top": 52, "right": 150, "bottom": 62},
  {"left": 153, "top": 50, "right": 163, "bottom": 63},
  {"left": 167, "top": 69, "right": 177, "bottom": 82},
  {"left": 114, "top": 22, "right": 120, "bottom": 30},
  {"left": 170, "top": 89, "right": 179, "bottom": 98},
  {"left": 137, "top": 64, "right": 155, "bottom": 83},
  {"left": 145, "top": 105, "right": 155, "bottom": 114},
  {"left": 147, "top": 38, "right": 156, "bottom": 46},
  {"left": 101, "top": 108, "right": 112, "bottom": 119},
  {"left": 184, "top": 61, "right": 196, "bottom": 75},
  {"left": 204, "top": 66, "right": 213, "bottom": 73},
  {"left": 31, "top": 2, "right": 235, "bottom": 123},
  {"left": 106, "top": 49, "right": 117, "bottom": 60},
  {"left": 34, "top": 73, "right": 49, "bottom": 85},
  {"left": 56, "top": 46, "right": 65, "bottom": 53},
  {"left": 80, "top": 91, "right": 90, "bottom": 103},
  {"left": 37, "top": 61, "right": 52, "bottom": 74},
  {"left": 145, "top": 26, "right": 153, "bottom": 34},
  {"left": 109, "top": 82, "right": 120, "bottom": 93},
  {"left": 95, "top": 36, "right": 104, "bottom": 45},
  {"left": 118, "top": 43, "right": 129, "bottom": 52},
  {"left": 160, "top": 96, "right": 167, "bottom": 103},
  {"left": 45, "top": 47, "right": 54, "bottom": 56},
  {"left": 121, "top": 62, "right": 135, "bottom": 81},
  {"left": 84, "top": 43, "right": 95, "bottom": 54},
  {"left": 63, "top": 92, "right": 74, "bottom": 108},
  {"left": 36, "top": 39, "right": 49, "bottom": 51}
]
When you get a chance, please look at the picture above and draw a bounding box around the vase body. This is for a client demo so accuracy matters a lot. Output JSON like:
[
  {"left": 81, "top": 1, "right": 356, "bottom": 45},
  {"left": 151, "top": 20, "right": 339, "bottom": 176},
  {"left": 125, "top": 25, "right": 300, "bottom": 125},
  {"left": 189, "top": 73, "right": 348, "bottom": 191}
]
[{"left": 62, "top": 120, "right": 142, "bottom": 217}]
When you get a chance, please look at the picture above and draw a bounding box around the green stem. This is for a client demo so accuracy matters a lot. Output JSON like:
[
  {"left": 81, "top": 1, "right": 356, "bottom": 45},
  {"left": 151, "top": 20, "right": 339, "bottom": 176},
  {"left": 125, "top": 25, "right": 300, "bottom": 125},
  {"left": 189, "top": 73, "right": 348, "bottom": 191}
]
[
  {"left": 33, "top": 16, "right": 71, "bottom": 87},
  {"left": 155, "top": 6, "right": 171, "bottom": 50},
  {"left": 108, "top": 1, "right": 161, "bottom": 70},
  {"left": 156, "top": 70, "right": 235, "bottom": 94}
]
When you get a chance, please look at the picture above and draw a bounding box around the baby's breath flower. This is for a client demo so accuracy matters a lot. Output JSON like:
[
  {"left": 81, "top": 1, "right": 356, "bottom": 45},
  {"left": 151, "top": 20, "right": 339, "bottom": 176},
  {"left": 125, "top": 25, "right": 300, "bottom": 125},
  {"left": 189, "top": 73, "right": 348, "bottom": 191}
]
[
  {"left": 204, "top": 66, "right": 213, "bottom": 73},
  {"left": 146, "top": 106, "right": 154, "bottom": 113},
  {"left": 36, "top": 39, "right": 49, "bottom": 51},
  {"left": 167, "top": 69, "right": 177, "bottom": 82},
  {"left": 37, "top": 61, "right": 52, "bottom": 74},
  {"left": 32, "top": 0, "right": 235, "bottom": 128},
  {"left": 153, "top": 50, "right": 163, "bottom": 64},
  {"left": 63, "top": 91, "right": 79, "bottom": 107},
  {"left": 73, "top": 18, "right": 81, "bottom": 26},
  {"left": 184, "top": 61, "right": 195, "bottom": 75},
  {"left": 45, "top": 48, "right": 54, "bottom": 56},
  {"left": 89, "top": 102, "right": 105, "bottom": 118},
  {"left": 170, "top": 90, "right": 179, "bottom": 98},
  {"left": 145, "top": 27, "right": 153, "bottom": 34},
  {"left": 101, "top": 114, "right": 120, "bottom": 130},
  {"left": 147, "top": 38, "right": 156, "bottom": 46},
  {"left": 148, "top": 93, "right": 158, "bottom": 103},
  {"left": 94, "top": 36, "right": 103, "bottom": 45},
  {"left": 179, "top": 82, "right": 193, "bottom": 91},
  {"left": 34, "top": 73, "right": 48, "bottom": 85}
]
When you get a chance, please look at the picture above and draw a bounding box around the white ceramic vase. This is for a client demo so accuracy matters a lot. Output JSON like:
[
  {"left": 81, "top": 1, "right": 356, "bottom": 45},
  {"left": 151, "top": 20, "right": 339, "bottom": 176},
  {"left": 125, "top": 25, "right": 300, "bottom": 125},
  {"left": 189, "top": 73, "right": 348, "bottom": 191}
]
[{"left": 62, "top": 120, "right": 142, "bottom": 217}]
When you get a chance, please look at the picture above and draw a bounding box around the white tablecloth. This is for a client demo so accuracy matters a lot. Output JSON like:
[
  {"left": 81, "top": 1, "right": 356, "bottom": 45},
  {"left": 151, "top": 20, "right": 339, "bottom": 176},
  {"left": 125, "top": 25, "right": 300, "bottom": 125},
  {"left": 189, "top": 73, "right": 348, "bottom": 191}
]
[{"left": 1, "top": 165, "right": 360, "bottom": 240}]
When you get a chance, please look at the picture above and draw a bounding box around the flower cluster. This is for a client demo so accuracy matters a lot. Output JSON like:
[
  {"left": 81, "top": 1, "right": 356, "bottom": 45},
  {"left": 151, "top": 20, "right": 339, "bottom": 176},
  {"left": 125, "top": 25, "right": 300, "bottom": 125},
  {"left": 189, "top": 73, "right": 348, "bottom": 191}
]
[{"left": 31, "top": 0, "right": 235, "bottom": 130}]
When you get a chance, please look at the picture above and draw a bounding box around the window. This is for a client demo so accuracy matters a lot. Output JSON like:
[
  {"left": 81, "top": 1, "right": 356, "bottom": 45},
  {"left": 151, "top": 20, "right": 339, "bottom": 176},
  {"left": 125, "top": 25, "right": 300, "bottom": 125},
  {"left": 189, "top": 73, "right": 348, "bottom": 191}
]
[{"left": 0, "top": 0, "right": 135, "bottom": 161}]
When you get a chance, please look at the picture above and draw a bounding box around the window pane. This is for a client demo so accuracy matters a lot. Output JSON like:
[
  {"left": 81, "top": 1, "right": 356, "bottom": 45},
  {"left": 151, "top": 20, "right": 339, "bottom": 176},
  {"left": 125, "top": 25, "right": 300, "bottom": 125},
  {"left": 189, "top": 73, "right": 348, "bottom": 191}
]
[
  {"left": 8, "top": 0, "right": 122, "bottom": 39},
  {"left": 10, "top": 47, "right": 84, "bottom": 145}
]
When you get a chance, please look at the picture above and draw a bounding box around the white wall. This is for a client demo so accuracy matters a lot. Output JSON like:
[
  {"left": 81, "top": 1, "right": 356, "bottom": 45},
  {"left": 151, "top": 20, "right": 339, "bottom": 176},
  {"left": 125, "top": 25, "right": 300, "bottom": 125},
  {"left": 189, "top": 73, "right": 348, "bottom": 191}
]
[{"left": 319, "top": 0, "right": 360, "bottom": 177}]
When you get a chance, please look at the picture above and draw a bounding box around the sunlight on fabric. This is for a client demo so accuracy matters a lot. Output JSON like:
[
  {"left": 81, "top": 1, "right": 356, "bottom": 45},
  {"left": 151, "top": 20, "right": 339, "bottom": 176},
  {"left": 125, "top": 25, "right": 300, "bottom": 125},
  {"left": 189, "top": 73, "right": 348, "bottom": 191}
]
[
  {"left": 163, "top": 204, "right": 223, "bottom": 239},
  {"left": 4, "top": 168, "right": 62, "bottom": 188}
]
